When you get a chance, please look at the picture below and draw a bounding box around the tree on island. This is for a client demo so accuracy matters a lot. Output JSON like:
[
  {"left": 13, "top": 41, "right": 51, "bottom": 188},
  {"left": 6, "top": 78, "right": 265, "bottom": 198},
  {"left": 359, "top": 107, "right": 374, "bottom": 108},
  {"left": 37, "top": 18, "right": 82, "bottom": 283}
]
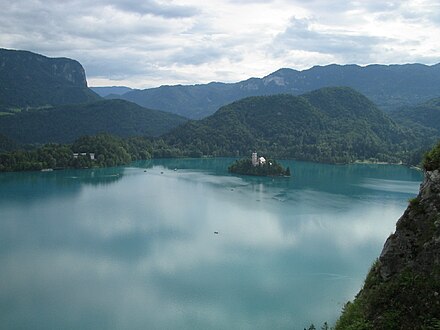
[{"left": 228, "top": 154, "right": 291, "bottom": 177}]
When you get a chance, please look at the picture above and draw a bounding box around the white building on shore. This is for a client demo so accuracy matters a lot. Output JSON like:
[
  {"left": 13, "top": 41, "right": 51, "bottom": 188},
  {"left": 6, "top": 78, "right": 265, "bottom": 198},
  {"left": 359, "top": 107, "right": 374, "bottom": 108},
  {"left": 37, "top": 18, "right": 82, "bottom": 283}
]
[{"left": 73, "top": 152, "right": 95, "bottom": 160}]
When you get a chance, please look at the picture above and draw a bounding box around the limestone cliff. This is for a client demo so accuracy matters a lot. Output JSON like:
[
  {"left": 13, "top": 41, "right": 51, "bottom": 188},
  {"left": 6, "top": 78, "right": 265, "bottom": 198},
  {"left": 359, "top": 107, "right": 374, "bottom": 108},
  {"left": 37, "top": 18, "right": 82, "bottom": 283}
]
[
  {"left": 0, "top": 48, "right": 99, "bottom": 109},
  {"left": 379, "top": 169, "right": 440, "bottom": 281},
  {"left": 336, "top": 143, "right": 440, "bottom": 329}
]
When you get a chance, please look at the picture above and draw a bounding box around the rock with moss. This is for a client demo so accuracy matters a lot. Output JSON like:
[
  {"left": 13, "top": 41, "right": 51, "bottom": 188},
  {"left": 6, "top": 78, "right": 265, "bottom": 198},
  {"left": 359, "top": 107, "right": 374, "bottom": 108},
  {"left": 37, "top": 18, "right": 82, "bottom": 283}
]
[
  {"left": 335, "top": 141, "right": 440, "bottom": 329},
  {"left": 423, "top": 141, "right": 440, "bottom": 171}
]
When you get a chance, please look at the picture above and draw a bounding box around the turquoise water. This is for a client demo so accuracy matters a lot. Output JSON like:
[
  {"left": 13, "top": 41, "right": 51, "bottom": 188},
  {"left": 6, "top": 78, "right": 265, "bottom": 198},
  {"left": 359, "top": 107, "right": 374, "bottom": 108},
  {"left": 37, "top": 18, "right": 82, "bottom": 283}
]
[{"left": 0, "top": 158, "right": 423, "bottom": 329}]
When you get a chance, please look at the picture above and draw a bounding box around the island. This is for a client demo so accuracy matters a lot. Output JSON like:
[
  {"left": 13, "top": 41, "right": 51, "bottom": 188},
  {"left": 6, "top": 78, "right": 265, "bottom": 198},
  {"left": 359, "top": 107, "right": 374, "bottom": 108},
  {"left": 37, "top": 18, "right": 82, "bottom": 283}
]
[{"left": 228, "top": 152, "right": 291, "bottom": 177}]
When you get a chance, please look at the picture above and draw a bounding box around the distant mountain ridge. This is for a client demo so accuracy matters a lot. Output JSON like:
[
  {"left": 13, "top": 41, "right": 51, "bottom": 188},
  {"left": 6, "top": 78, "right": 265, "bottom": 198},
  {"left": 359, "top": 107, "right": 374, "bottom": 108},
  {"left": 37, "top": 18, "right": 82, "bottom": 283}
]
[
  {"left": 91, "top": 86, "right": 134, "bottom": 97},
  {"left": 0, "top": 48, "right": 437, "bottom": 165},
  {"left": 0, "top": 48, "right": 100, "bottom": 109},
  {"left": 110, "top": 63, "right": 440, "bottom": 119},
  {"left": 163, "top": 87, "right": 421, "bottom": 163}
]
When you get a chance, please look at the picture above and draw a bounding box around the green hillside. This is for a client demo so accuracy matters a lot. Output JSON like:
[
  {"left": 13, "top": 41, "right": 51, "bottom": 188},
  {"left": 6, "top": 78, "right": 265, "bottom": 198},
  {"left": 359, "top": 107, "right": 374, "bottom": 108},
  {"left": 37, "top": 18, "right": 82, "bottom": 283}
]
[
  {"left": 164, "top": 87, "right": 422, "bottom": 164},
  {"left": 0, "top": 134, "right": 18, "bottom": 152},
  {"left": 390, "top": 97, "right": 440, "bottom": 132},
  {"left": 0, "top": 48, "right": 100, "bottom": 110},
  {"left": 113, "top": 63, "right": 440, "bottom": 119},
  {"left": 0, "top": 99, "right": 188, "bottom": 144}
]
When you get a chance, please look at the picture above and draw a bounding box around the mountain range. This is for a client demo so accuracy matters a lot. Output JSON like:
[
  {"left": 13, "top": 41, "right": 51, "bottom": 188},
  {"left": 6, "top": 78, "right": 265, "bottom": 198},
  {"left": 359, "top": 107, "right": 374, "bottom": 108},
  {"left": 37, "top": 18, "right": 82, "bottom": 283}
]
[
  {"left": 107, "top": 63, "right": 440, "bottom": 119},
  {"left": 91, "top": 86, "right": 133, "bottom": 97},
  {"left": 0, "top": 48, "right": 439, "bottom": 165}
]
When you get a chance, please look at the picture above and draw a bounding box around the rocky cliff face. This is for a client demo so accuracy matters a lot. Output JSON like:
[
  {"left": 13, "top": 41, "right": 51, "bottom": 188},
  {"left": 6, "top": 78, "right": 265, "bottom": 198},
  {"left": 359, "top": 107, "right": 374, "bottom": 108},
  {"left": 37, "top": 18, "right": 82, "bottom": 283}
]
[
  {"left": 0, "top": 49, "right": 88, "bottom": 86},
  {"left": 0, "top": 48, "right": 99, "bottom": 108},
  {"left": 48, "top": 60, "right": 88, "bottom": 86},
  {"left": 336, "top": 144, "right": 440, "bottom": 329},
  {"left": 379, "top": 169, "right": 440, "bottom": 281}
]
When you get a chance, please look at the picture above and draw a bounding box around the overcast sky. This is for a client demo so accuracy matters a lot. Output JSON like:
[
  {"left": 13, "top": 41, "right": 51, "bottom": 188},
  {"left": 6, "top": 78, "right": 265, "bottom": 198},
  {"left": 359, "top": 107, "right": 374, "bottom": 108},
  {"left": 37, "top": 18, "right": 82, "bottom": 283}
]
[{"left": 1, "top": 0, "right": 439, "bottom": 88}]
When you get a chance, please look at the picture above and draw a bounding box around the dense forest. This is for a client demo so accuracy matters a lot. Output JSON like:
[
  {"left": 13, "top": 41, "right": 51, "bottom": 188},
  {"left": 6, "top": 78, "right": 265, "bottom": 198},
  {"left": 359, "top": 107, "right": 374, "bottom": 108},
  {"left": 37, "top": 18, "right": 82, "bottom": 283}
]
[
  {"left": 0, "top": 99, "right": 187, "bottom": 144},
  {"left": 0, "top": 134, "right": 153, "bottom": 172},
  {"left": 0, "top": 134, "right": 19, "bottom": 152},
  {"left": 390, "top": 97, "right": 440, "bottom": 133},
  {"left": 1, "top": 87, "right": 437, "bottom": 172},
  {"left": 162, "top": 87, "right": 435, "bottom": 165}
]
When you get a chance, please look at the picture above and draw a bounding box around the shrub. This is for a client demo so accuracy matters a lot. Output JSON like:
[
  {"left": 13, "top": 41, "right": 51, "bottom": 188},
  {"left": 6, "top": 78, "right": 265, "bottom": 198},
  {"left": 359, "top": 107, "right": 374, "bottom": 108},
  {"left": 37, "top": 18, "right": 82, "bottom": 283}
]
[{"left": 423, "top": 141, "right": 440, "bottom": 171}]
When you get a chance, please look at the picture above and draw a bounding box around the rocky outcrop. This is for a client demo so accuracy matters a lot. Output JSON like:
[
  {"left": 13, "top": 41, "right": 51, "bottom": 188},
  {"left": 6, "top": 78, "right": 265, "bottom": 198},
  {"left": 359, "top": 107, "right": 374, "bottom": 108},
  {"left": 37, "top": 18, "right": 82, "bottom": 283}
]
[
  {"left": 49, "top": 60, "right": 88, "bottom": 86},
  {"left": 0, "top": 48, "right": 99, "bottom": 108},
  {"left": 379, "top": 169, "right": 440, "bottom": 281},
  {"left": 336, "top": 144, "right": 440, "bottom": 329}
]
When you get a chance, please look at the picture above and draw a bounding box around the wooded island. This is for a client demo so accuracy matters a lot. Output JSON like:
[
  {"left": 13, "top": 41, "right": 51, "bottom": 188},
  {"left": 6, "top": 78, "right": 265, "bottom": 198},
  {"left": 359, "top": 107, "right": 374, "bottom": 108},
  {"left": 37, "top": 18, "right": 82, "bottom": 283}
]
[{"left": 228, "top": 152, "right": 291, "bottom": 177}]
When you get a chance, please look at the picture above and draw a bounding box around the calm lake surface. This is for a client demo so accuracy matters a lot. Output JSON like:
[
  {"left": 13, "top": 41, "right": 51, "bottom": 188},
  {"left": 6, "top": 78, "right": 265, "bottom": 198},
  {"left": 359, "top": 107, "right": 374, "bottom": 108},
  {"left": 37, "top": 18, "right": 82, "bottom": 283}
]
[{"left": 0, "top": 158, "right": 423, "bottom": 329}]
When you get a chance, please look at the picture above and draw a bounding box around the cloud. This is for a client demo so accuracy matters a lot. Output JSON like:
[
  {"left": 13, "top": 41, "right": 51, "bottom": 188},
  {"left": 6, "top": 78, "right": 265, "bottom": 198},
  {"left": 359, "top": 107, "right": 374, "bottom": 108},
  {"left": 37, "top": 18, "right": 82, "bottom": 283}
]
[
  {"left": 0, "top": 0, "right": 439, "bottom": 88},
  {"left": 282, "top": 0, "right": 402, "bottom": 16},
  {"left": 169, "top": 47, "right": 227, "bottom": 66},
  {"left": 272, "top": 17, "right": 390, "bottom": 64},
  {"left": 107, "top": 0, "right": 199, "bottom": 18}
]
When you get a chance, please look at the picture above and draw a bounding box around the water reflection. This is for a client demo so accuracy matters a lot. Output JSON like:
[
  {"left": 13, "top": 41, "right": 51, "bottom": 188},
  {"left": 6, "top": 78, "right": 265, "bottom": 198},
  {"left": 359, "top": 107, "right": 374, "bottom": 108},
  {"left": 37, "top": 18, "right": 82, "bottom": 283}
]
[
  {"left": 0, "top": 167, "right": 124, "bottom": 206},
  {"left": 0, "top": 159, "right": 423, "bottom": 329}
]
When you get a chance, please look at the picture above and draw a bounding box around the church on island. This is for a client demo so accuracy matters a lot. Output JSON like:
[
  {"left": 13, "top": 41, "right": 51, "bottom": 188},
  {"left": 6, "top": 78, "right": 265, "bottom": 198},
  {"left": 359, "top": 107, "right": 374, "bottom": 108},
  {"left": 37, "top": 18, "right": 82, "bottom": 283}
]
[
  {"left": 228, "top": 152, "right": 290, "bottom": 177},
  {"left": 252, "top": 152, "right": 267, "bottom": 167}
]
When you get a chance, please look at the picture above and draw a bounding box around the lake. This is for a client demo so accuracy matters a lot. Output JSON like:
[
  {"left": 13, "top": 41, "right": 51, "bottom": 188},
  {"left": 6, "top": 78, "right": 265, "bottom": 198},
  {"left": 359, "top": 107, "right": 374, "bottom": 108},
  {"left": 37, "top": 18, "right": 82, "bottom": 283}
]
[{"left": 0, "top": 158, "right": 423, "bottom": 329}]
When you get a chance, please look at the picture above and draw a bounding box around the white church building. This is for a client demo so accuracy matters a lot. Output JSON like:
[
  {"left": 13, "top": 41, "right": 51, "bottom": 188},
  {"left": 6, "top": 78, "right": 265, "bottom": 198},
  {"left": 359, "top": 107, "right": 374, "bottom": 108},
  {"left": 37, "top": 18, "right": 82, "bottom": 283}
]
[{"left": 251, "top": 152, "right": 266, "bottom": 167}]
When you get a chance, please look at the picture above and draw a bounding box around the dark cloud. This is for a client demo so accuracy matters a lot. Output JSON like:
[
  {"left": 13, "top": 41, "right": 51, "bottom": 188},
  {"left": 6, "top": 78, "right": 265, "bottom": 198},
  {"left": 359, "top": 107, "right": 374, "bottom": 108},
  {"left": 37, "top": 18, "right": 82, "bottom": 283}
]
[
  {"left": 167, "top": 38, "right": 245, "bottom": 66},
  {"left": 287, "top": 0, "right": 401, "bottom": 14},
  {"left": 0, "top": 0, "right": 195, "bottom": 84},
  {"left": 107, "top": 0, "right": 199, "bottom": 18},
  {"left": 227, "top": 0, "right": 274, "bottom": 3},
  {"left": 11, "top": 0, "right": 199, "bottom": 18},
  {"left": 169, "top": 47, "right": 226, "bottom": 66}
]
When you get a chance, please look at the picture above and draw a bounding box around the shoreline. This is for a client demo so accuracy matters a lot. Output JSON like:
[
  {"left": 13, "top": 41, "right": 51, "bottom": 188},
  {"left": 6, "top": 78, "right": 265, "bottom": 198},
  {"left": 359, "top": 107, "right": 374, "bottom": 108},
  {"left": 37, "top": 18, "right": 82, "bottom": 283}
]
[{"left": 0, "top": 155, "right": 421, "bottom": 173}]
